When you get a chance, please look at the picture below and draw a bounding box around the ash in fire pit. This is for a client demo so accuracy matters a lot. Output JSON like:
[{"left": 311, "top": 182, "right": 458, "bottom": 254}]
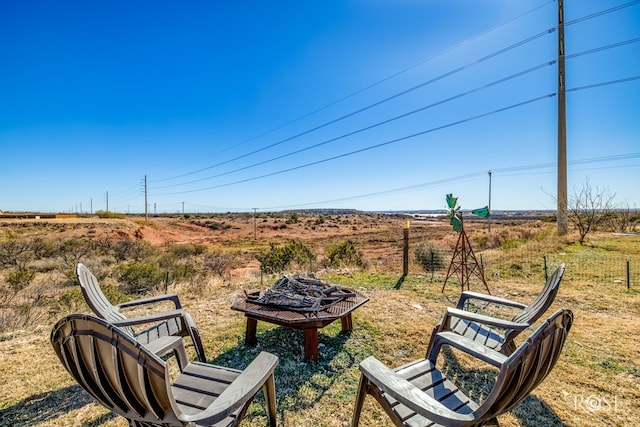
[{"left": 245, "top": 275, "right": 356, "bottom": 313}]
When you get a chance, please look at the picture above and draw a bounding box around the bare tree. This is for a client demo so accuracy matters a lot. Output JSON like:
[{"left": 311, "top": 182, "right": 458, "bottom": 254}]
[
  {"left": 605, "top": 201, "right": 637, "bottom": 233},
  {"left": 567, "top": 179, "right": 616, "bottom": 244}
]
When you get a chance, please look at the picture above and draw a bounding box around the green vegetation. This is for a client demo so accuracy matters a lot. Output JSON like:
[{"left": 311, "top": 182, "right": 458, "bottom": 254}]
[
  {"left": 256, "top": 240, "right": 316, "bottom": 274},
  {"left": 0, "top": 215, "right": 639, "bottom": 426},
  {"left": 323, "top": 240, "right": 365, "bottom": 268}
]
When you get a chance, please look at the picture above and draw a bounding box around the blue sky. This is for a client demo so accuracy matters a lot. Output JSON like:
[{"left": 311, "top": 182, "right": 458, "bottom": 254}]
[{"left": 1, "top": 0, "right": 638, "bottom": 214}]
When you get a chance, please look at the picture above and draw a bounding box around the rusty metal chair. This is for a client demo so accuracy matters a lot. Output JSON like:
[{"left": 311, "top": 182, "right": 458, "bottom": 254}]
[
  {"left": 76, "top": 262, "right": 207, "bottom": 363},
  {"left": 51, "top": 313, "right": 278, "bottom": 427},
  {"left": 429, "top": 264, "right": 565, "bottom": 356},
  {"left": 352, "top": 308, "right": 573, "bottom": 427}
]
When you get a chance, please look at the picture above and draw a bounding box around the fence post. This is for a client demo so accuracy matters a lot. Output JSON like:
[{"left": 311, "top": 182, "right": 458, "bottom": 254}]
[
  {"left": 627, "top": 260, "right": 631, "bottom": 290},
  {"left": 543, "top": 255, "right": 548, "bottom": 282},
  {"left": 403, "top": 221, "right": 410, "bottom": 276},
  {"left": 164, "top": 271, "right": 169, "bottom": 293}
]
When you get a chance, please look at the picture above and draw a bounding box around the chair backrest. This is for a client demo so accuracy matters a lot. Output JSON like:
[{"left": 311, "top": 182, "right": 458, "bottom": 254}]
[
  {"left": 76, "top": 263, "right": 135, "bottom": 334},
  {"left": 512, "top": 263, "right": 565, "bottom": 325},
  {"left": 475, "top": 308, "right": 573, "bottom": 422},
  {"left": 51, "top": 313, "right": 182, "bottom": 425}
]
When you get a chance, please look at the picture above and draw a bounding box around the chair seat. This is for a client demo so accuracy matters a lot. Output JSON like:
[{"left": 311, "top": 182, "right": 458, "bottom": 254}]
[
  {"left": 172, "top": 361, "right": 243, "bottom": 426},
  {"left": 135, "top": 317, "right": 183, "bottom": 345},
  {"left": 380, "top": 359, "right": 479, "bottom": 427},
  {"left": 449, "top": 318, "right": 504, "bottom": 351}
]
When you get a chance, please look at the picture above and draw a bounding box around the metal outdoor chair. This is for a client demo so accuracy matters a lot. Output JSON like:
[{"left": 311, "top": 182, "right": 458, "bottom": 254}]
[
  {"left": 51, "top": 313, "right": 278, "bottom": 427},
  {"left": 352, "top": 308, "right": 573, "bottom": 427},
  {"left": 76, "top": 262, "right": 207, "bottom": 363},
  {"left": 429, "top": 264, "right": 565, "bottom": 355}
]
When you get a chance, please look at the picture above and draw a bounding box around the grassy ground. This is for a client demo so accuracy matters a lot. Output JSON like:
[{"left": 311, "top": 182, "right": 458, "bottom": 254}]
[{"left": 1, "top": 222, "right": 639, "bottom": 426}]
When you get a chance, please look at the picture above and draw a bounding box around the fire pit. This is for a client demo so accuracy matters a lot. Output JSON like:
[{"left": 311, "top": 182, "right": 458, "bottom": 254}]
[{"left": 231, "top": 275, "right": 369, "bottom": 361}]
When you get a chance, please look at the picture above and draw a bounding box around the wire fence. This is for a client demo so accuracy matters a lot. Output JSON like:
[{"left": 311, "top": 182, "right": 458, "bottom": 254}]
[
  {"left": 405, "top": 229, "right": 640, "bottom": 290},
  {"left": 407, "top": 245, "right": 639, "bottom": 290}
]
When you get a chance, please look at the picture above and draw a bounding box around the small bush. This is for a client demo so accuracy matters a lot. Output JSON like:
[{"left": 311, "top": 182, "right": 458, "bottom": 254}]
[
  {"left": 256, "top": 240, "right": 316, "bottom": 274},
  {"left": 414, "top": 243, "right": 445, "bottom": 272},
  {"left": 95, "top": 210, "right": 126, "bottom": 219},
  {"left": 6, "top": 268, "right": 36, "bottom": 292},
  {"left": 167, "top": 243, "right": 207, "bottom": 258},
  {"left": 115, "top": 261, "right": 164, "bottom": 294},
  {"left": 323, "top": 240, "right": 364, "bottom": 268},
  {"left": 204, "top": 251, "right": 234, "bottom": 278}
]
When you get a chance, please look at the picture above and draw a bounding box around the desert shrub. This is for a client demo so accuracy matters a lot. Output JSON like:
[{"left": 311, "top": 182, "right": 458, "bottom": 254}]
[
  {"left": 167, "top": 243, "right": 207, "bottom": 258},
  {"left": 111, "top": 239, "right": 156, "bottom": 263},
  {"left": 414, "top": 243, "right": 445, "bottom": 272},
  {"left": 287, "top": 240, "right": 316, "bottom": 267},
  {"left": 256, "top": 240, "right": 316, "bottom": 274},
  {"left": 95, "top": 210, "right": 126, "bottom": 219},
  {"left": 6, "top": 268, "right": 36, "bottom": 292},
  {"left": 257, "top": 243, "right": 292, "bottom": 274},
  {"left": 29, "top": 237, "right": 57, "bottom": 259},
  {"left": 0, "top": 238, "right": 31, "bottom": 268},
  {"left": 203, "top": 250, "right": 234, "bottom": 278},
  {"left": 115, "top": 261, "right": 164, "bottom": 294},
  {"left": 323, "top": 240, "right": 365, "bottom": 268},
  {"left": 286, "top": 213, "right": 299, "bottom": 224}
]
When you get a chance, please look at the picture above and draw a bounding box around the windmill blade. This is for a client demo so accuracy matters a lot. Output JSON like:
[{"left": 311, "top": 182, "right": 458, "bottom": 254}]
[{"left": 471, "top": 206, "right": 490, "bottom": 217}]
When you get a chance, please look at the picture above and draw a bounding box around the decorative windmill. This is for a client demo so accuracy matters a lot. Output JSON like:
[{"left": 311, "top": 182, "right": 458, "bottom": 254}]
[{"left": 442, "top": 193, "right": 490, "bottom": 296}]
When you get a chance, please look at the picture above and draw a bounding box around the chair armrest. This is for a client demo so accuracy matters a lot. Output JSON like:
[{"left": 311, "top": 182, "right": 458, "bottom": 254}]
[
  {"left": 116, "top": 293, "right": 182, "bottom": 310},
  {"left": 145, "top": 335, "right": 189, "bottom": 371},
  {"left": 427, "top": 331, "right": 508, "bottom": 367},
  {"left": 182, "top": 352, "right": 279, "bottom": 425},
  {"left": 111, "top": 309, "right": 186, "bottom": 327},
  {"left": 456, "top": 291, "right": 527, "bottom": 310},
  {"left": 442, "top": 307, "right": 531, "bottom": 331},
  {"left": 358, "top": 356, "right": 475, "bottom": 426}
]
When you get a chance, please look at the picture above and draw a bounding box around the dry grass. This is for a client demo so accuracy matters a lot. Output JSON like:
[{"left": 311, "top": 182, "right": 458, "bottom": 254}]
[{"left": 1, "top": 216, "right": 639, "bottom": 426}]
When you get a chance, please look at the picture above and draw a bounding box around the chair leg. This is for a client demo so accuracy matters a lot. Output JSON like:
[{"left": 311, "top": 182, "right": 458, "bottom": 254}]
[
  {"left": 425, "top": 323, "right": 441, "bottom": 359},
  {"left": 351, "top": 374, "right": 369, "bottom": 427},
  {"left": 263, "top": 373, "right": 278, "bottom": 427}
]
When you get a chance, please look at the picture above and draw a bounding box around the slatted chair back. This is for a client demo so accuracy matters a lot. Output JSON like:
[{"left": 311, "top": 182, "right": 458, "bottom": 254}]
[
  {"left": 51, "top": 313, "right": 181, "bottom": 425},
  {"left": 511, "top": 264, "right": 565, "bottom": 325},
  {"left": 475, "top": 308, "right": 573, "bottom": 423},
  {"left": 76, "top": 263, "right": 207, "bottom": 363},
  {"left": 52, "top": 313, "right": 279, "bottom": 427},
  {"left": 76, "top": 263, "right": 133, "bottom": 334},
  {"left": 352, "top": 309, "right": 573, "bottom": 426}
]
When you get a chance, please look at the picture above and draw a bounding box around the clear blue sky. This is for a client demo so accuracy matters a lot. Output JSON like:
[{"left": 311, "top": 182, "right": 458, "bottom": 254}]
[{"left": 1, "top": 0, "right": 638, "bottom": 214}]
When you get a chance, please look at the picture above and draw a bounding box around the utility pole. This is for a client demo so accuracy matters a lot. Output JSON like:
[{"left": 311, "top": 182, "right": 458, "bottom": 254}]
[
  {"left": 182, "top": 201, "right": 185, "bottom": 217},
  {"left": 90, "top": 198, "right": 93, "bottom": 214},
  {"left": 557, "top": 0, "right": 568, "bottom": 235},
  {"left": 144, "top": 175, "right": 148, "bottom": 221},
  {"left": 105, "top": 191, "right": 109, "bottom": 213},
  {"left": 253, "top": 208, "right": 257, "bottom": 240},
  {"left": 488, "top": 170, "right": 492, "bottom": 233}
]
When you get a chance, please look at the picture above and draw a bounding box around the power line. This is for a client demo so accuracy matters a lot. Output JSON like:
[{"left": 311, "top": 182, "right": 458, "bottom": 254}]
[
  {"left": 157, "top": 71, "right": 640, "bottom": 197},
  {"left": 152, "top": 0, "right": 640, "bottom": 188},
  {"left": 159, "top": 92, "right": 557, "bottom": 196},
  {"left": 565, "top": 0, "right": 640, "bottom": 26},
  {"left": 152, "top": 60, "right": 557, "bottom": 190},
  {"left": 154, "top": 34, "right": 640, "bottom": 191},
  {"left": 152, "top": 1, "right": 556, "bottom": 184},
  {"left": 152, "top": 27, "right": 558, "bottom": 186}
]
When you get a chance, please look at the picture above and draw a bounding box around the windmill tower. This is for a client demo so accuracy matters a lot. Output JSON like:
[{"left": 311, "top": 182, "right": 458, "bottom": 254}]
[{"left": 442, "top": 194, "right": 490, "bottom": 295}]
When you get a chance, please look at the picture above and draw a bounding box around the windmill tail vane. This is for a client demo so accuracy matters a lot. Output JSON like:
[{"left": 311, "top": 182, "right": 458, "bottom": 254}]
[{"left": 445, "top": 194, "right": 489, "bottom": 233}]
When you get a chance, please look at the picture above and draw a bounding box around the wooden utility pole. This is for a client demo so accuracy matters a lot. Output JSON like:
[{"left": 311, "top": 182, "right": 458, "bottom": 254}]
[
  {"left": 487, "top": 170, "right": 492, "bottom": 233},
  {"left": 253, "top": 208, "right": 257, "bottom": 240},
  {"left": 144, "top": 175, "right": 148, "bottom": 221},
  {"left": 557, "top": 0, "right": 568, "bottom": 235},
  {"left": 402, "top": 221, "right": 410, "bottom": 276}
]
